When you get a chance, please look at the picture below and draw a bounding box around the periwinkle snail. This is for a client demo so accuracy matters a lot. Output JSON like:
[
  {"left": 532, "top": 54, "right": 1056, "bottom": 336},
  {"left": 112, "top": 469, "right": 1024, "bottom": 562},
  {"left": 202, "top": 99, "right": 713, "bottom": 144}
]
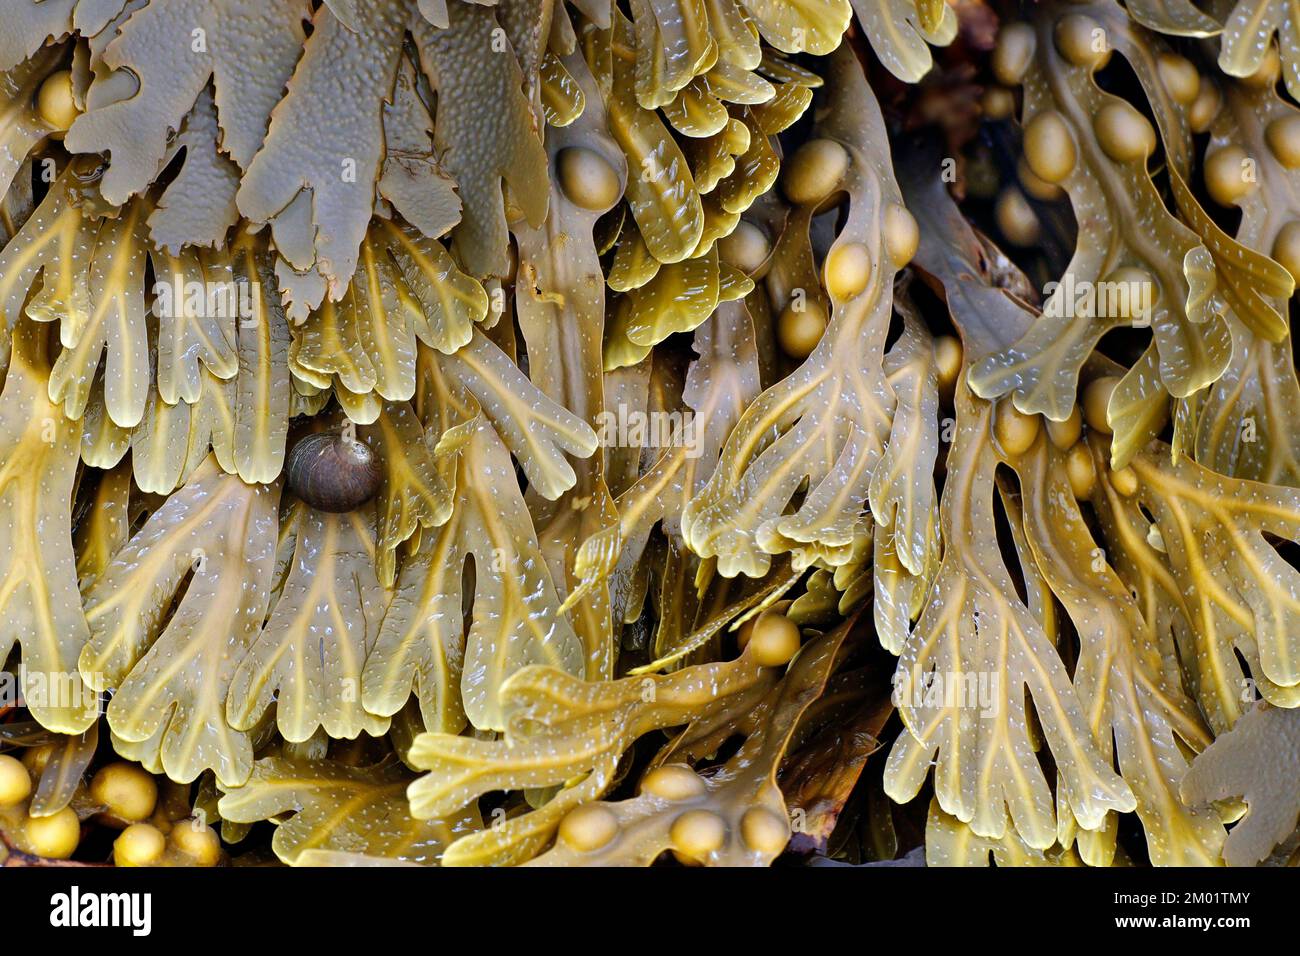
[{"left": 286, "top": 430, "right": 382, "bottom": 512}]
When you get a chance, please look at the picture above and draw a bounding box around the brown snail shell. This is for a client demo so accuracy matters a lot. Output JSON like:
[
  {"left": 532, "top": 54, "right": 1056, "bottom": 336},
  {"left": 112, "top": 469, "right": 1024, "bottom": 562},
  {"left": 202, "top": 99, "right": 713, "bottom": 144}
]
[{"left": 286, "top": 431, "right": 382, "bottom": 512}]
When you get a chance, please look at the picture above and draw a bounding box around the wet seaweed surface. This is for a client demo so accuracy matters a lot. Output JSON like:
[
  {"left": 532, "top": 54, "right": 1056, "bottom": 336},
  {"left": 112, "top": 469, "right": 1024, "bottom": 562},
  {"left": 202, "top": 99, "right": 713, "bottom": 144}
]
[{"left": 0, "top": 0, "right": 1297, "bottom": 869}]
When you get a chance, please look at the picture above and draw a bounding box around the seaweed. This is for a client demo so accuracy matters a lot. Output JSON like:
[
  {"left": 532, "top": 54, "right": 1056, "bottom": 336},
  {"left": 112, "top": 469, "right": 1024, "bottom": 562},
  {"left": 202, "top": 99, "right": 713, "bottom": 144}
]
[{"left": 2, "top": 0, "right": 1300, "bottom": 871}]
